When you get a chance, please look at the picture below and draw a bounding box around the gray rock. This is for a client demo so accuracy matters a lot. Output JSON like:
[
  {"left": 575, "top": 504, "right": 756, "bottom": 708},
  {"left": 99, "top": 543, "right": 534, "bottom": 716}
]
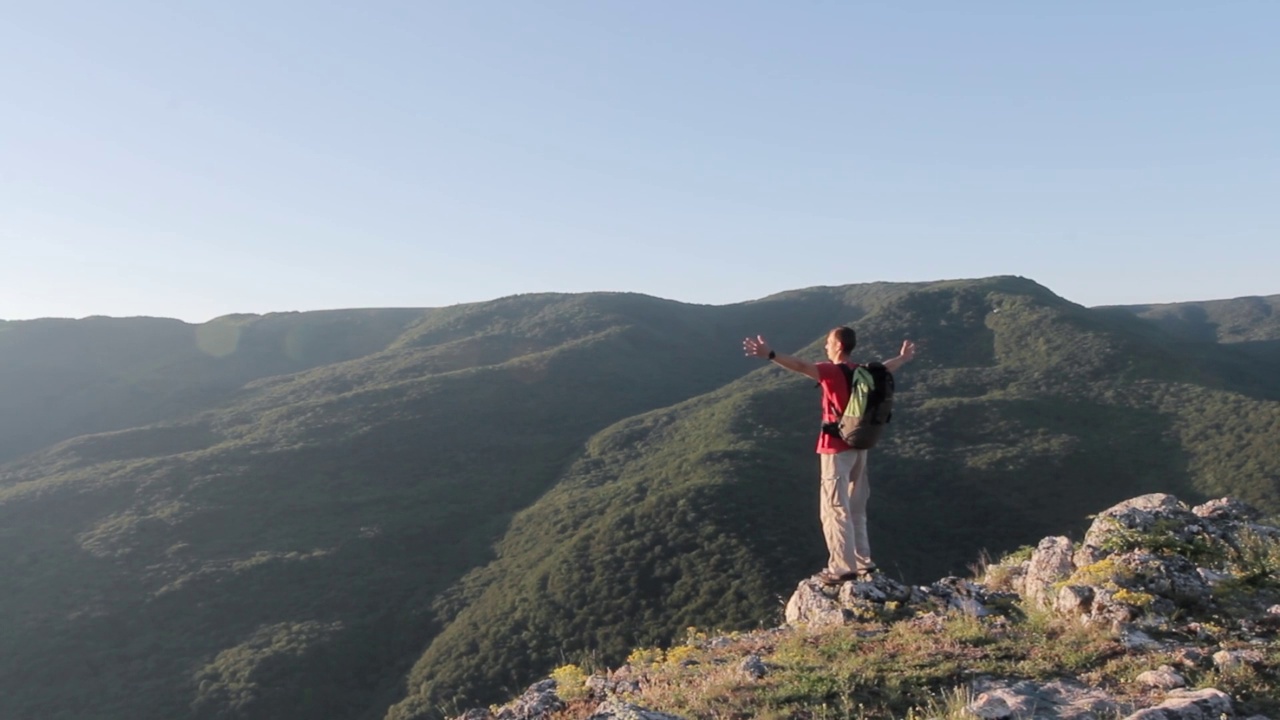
[
  {"left": 1213, "top": 649, "right": 1264, "bottom": 670},
  {"left": 1054, "top": 585, "right": 1094, "bottom": 617},
  {"left": 739, "top": 654, "right": 768, "bottom": 679},
  {"left": 491, "top": 679, "right": 565, "bottom": 720},
  {"left": 1025, "top": 536, "right": 1075, "bottom": 609},
  {"left": 1122, "top": 687, "right": 1231, "bottom": 720},
  {"left": 1119, "top": 627, "right": 1162, "bottom": 651},
  {"left": 952, "top": 595, "right": 992, "bottom": 617},
  {"left": 785, "top": 579, "right": 851, "bottom": 626},
  {"left": 1123, "top": 553, "right": 1213, "bottom": 609},
  {"left": 1170, "top": 647, "right": 1206, "bottom": 669},
  {"left": 1003, "top": 562, "right": 1031, "bottom": 598},
  {"left": 1088, "top": 588, "right": 1140, "bottom": 627},
  {"left": 967, "top": 691, "right": 1014, "bottom": 719},
  {"left": 841, "top": 573, "right": 914, "bottom": 604},
  {"left": 587, "top": 699, "right": 687, "bottom": 720},
  {"left": 1075, "top": 494, "right": 1195, "bottom": 567},
  {"left": 1135, "top": 666, "right": 1186, "bottom": 690},
  {"left": 927, "top": 576, "right": 998, "bottom": 617},
  {"left": 968, "top": 677, "right": 1122, "bottom": 719},
  {"left": 1192, "top": 497, "right": 1259, "bottom": 522}
]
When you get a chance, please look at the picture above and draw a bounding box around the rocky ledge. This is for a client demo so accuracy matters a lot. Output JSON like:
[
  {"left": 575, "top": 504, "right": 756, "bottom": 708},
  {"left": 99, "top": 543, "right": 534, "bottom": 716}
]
[{"left": 449, "top": 494, "right": 1280, "bottom": 720}]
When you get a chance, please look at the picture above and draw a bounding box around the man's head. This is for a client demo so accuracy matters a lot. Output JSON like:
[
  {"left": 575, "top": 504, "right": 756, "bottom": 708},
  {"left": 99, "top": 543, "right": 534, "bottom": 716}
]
[{"left": 825, "top": 326, "right": 856, "bottom": 362}]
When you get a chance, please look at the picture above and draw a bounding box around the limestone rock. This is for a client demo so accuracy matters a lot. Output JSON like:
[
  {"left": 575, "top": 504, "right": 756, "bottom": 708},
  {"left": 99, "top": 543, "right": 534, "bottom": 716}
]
[
  {"left": 1170, "top": 647, "right": 1207, "bottom": 669},
  {"left": 1135, "top": 666, "right": 1186, "bottom": 690},
  {"left": 785, "top": 573, "right": 919, "bottom": 626},
  {"left": 739, "top": 654, "right": 768, "bottom": 679},
  {"left": 1075, "top": 494, "right": 1196, "bottom": 567},
  {"left": 450, "top": 679, "right": 568, "bottom": 720},
  {"left": 784, "top": 579, "right": 850, "bottom": 626},
  {"left": 1054, "top": 585, "right": 1094, "bottom": 617},
  {"left": 1122, "top": 688, "right": 1231, "bottom": 720},
  {"left": 1192, "top": 497, "right": 1259, "bottom": 522},
  {"left": 840, "top": 573, "right": 914, "bottom": 605},
  {"left": 587, "top": 699, "right": 687, "bottom": 720},
  {"left": 968, "top": 677, "right": 1121, "bottom": 719},
  {"left": 1213, "top": 649, "right": 1264, "bottom": 670},
  {"left": 1115, "top": 553, "right": 1213, "bottom": 610},
  {"left": 967, "top": 691, "right": 1014, "bottom": 719},
  {"left": 1025, "top": 536, "right": 1075, "bottom": 610},
  {"left": 924, "top": 576, "right": 1002, "bottom": 617},
  {"left": 1119, "top": 626, "right": 1162, "bottom": 651},
  {"left": 492, "top": 679, "right": 564, "bottom": 720}
]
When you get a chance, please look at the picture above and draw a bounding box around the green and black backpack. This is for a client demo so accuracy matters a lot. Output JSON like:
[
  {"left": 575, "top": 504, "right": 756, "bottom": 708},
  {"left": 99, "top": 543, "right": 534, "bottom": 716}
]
[{"left": 832, "top": 362, "right": 895, "bottom": 449}]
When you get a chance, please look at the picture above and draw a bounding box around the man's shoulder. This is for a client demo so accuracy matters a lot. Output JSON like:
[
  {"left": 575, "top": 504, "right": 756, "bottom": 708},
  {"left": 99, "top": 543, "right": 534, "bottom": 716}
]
[{"left": 815, "top": 361, "right": 849, "bottom": 383}]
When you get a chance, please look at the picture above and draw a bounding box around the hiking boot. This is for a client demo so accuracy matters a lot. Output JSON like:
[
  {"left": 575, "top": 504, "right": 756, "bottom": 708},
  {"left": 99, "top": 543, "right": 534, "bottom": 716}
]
[
  {"left": 814, "top": 570, "right": 858, "bottom": 586},
  {"left": 854, "top": 565, "right": 879, "bottom": 581}
]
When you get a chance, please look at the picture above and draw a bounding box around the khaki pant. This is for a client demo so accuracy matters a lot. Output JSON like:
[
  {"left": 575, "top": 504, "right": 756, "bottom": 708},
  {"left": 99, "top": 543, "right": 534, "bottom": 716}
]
[{"left": 819, "top": 450, "right": 872, "bottom": 575}]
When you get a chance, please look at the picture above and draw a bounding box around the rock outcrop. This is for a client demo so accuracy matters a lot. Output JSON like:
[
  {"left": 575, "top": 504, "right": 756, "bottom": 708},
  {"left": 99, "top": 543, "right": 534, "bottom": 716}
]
[{"left": 449, "top": 494, "right": 1280, "bottom": 720}]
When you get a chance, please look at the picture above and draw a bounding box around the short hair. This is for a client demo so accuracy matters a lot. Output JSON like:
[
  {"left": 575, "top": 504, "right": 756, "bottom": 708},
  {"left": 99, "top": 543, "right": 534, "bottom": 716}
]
[{"left": 829, "top": 326, "right": 857, "bottom": 355}]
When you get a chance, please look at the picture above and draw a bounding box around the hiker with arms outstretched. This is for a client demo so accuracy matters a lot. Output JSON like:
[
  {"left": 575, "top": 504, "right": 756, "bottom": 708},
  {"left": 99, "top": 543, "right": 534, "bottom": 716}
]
[{"left": 743, "top": 327, "right": 916, "bottom": 585}]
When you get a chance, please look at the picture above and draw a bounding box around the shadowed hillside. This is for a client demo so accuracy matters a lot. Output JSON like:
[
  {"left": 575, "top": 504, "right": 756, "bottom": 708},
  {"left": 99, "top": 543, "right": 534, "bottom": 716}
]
[
  {"left": 0, "top": 309, "right": 429, "bottom": 464},
  {"left": 0, "top": 287, "right": 905, "bottom": 720}
]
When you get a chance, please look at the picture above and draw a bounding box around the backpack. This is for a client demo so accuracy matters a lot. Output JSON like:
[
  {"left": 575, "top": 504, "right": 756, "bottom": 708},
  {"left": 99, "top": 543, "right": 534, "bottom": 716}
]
[{"left": 833, "top": 362, "right": 895, "bottom": 449}]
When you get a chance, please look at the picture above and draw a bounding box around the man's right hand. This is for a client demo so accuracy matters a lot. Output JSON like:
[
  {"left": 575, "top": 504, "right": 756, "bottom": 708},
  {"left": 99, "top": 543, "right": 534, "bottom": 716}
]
[
  {"left": 742, "top": 335, "right": 773, "bottom": 359},
  {"left": 743, "top": 335, "right": 819, "bottom": 380}
]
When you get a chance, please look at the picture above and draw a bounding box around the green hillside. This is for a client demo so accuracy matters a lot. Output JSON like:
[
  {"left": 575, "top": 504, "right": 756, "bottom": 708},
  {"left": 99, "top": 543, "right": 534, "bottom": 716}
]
[
  {"left": 0, "top": 309, "right": 428, "bottom": 464},
  {"left": 0, "top": 288, "right": 889, "bottom": 720},
  {"left": 0, "top": 278, "right": 1276, "bottom": 720},
  {"left": 388, "top": 278, "right": 1280, "bottom": 716}
]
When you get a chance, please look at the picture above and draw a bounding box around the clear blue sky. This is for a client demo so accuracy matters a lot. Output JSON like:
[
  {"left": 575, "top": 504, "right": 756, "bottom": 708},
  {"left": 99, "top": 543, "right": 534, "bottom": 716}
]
[{"left": 3, "top": 2, "right": 1276, "bottom": 322}]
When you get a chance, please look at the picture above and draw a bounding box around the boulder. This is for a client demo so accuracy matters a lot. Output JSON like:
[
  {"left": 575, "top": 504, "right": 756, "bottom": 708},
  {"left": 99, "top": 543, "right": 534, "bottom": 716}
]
[
  {"left": 1122, "top": 688, "right": 1231, "bottom": 720},
  {"left": 1212, "top": 649, "right": 1264, "bottom": 670},
  {"left": 1075, "top": 494, "right": 1197, "bottom": 567},
  {"left": 1054, "top": 585, "right": 1094, "bottom": 618},
  {"left": 968, "top": 677, "right": 1121, "bottom": 719},
  {"left": 450, "top": 679, "right": 567, "bottom": 720},
  {"left": 1135, "top": 666, "right": 1186, "bottom": 690},
  {"left": 785, "top": 579, "right": 851, "bottom": 626},
  {"left": 1192, "top": 497, "right": 1259, "bottom": 522},
  {"left": 493, "top": 679, "right": 564, "bottom": 720},
  {"left": 1025, "top": 536, "right": 1076, "bottom": 609}
]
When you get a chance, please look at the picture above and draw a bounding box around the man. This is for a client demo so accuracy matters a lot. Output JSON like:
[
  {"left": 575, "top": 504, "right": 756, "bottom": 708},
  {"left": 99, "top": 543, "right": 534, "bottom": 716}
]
[{"left": 743, "top": 327, "right": 916, "bottom": 585}]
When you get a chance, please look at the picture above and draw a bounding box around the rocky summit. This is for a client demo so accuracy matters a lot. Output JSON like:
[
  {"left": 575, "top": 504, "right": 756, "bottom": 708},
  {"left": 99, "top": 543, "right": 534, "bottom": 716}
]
[{"left": 448, "top": 494, "right": 1280, "bottom": 720}]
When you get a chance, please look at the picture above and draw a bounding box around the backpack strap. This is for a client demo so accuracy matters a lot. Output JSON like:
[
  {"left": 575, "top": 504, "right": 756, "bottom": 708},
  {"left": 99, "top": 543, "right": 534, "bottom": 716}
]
[{"left": 829, "top": 363, "right": 855, "bottom": 418}]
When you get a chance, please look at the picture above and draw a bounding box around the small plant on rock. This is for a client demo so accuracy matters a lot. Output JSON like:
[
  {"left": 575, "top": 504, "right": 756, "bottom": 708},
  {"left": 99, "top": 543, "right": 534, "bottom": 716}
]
[{"left": 549, "top": 664, "right": 589, "bottom": 702}]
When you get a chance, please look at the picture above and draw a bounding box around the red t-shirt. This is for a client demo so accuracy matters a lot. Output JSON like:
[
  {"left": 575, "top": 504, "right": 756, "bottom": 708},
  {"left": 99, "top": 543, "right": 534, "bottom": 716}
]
[{"left": 816, "top": 361, "right": 855, "bottom": 454}]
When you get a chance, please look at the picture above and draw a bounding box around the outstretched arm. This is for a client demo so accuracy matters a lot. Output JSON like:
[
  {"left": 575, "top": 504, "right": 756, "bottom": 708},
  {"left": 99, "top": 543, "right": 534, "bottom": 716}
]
[
  {"left": 881, "top": 339, "right": 917, "bottom": 374},
  {"left": 742, "top": 335, "right": 820, "bottom": 381}
]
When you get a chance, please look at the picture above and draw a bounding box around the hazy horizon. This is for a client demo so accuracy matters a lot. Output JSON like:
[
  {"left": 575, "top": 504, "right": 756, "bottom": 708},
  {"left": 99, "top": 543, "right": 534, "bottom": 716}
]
[{"left": 2, "top": 276, "right": 1276, "bottom": 325}]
